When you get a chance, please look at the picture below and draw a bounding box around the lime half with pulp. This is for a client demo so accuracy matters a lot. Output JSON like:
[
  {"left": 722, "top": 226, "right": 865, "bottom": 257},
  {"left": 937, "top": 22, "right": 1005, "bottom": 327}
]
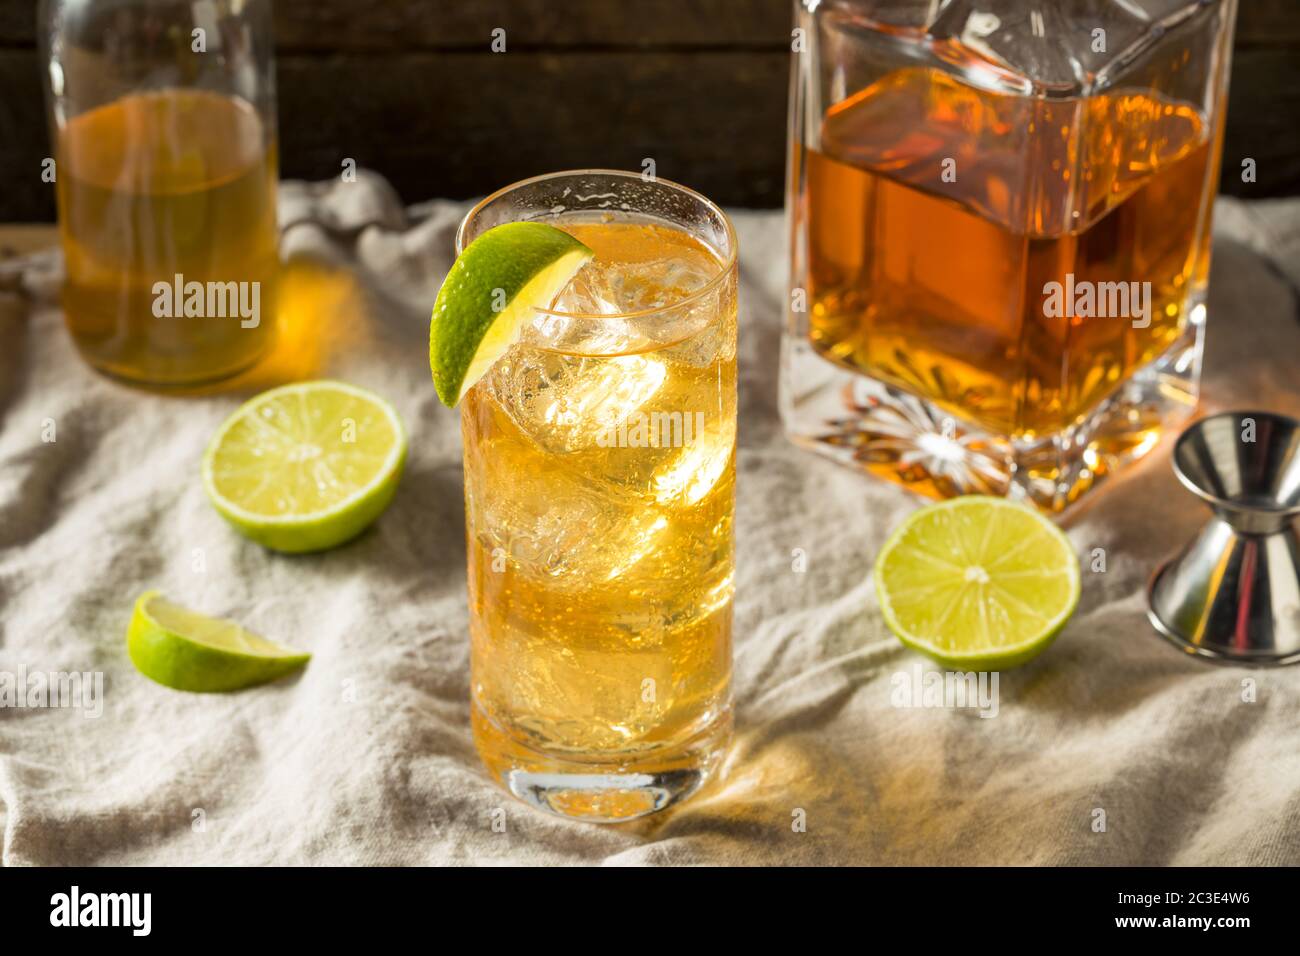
[
  {"left": 127, "top": 591, "right": 310, "bottom": 692},
  {"left": 429, "top": 221, "right": 593, "bottom": 406},
  {"left": 874, "top": 497, "right": 1080, "bottom": 670},
  {"left": 203, "top": 380, "right": 407, "bottom": 553}
]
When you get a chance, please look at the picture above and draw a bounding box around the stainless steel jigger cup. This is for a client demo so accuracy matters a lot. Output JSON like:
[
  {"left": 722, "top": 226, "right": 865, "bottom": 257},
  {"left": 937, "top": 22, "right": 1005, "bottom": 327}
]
[{"left": 1148, "top": 411, "right": 1300, "bottom": 665}]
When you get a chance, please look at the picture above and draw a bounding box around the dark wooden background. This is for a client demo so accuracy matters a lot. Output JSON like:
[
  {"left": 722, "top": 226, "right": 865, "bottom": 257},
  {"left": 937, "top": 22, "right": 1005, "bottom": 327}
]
[{"left": 1, "top": 0, "right": 1298, "bottom": 221}]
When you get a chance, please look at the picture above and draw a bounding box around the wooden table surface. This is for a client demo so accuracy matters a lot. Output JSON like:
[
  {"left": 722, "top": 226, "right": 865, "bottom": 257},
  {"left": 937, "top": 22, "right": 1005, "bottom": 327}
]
[
  {"left": 2, "top": 1, "right": 1298, "bottom": 219},
  {"left": 0, "top": 224, "right": 56, "bottom": 258}
]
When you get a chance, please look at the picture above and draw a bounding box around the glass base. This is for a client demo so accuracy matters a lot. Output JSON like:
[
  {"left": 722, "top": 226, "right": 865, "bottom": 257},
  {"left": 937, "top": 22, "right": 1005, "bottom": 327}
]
[
  {"left": 472, "top": 705, "right": 732, "bottom": 823},
  {"left": 70, "top": 337, "right": 274, "bottom": 393},
  {"left": 780, "top": 309, "right": 1204, "bottom": 514}
]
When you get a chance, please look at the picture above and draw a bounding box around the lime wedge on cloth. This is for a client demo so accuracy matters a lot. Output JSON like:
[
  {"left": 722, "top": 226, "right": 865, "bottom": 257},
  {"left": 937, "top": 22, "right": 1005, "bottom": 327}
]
[{"left": 127, "top": 591, "right": 309, "bottom": 692}]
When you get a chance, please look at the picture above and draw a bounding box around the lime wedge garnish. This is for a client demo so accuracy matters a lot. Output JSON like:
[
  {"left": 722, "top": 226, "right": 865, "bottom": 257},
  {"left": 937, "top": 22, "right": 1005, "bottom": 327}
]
[
  {"left": 127, "top": 591, "right": 310, "bottom": 692},
  {"left": 429, "top": 221, "right": 593, "bottom": 406},
  {"left": 874, "top": 497, "right": 1080, "bottom": 670},
  {"left": 202, "top": 380, "right": 407, "bottom": 553}
]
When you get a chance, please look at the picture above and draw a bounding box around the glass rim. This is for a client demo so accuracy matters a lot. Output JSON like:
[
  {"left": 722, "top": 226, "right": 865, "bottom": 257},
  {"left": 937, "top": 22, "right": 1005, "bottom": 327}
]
[{"left": 454, "top": 168, "right": 739, "bottom": 321}]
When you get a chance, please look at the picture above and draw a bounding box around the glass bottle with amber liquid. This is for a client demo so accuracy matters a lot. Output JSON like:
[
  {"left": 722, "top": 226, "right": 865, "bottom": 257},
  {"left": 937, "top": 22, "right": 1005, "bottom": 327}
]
[
  {"left": 40, "top": 0, "right": 279, "bottom": 389},
  {"left": 782, "top": 0, "right": 1238, "bottom": 511}
]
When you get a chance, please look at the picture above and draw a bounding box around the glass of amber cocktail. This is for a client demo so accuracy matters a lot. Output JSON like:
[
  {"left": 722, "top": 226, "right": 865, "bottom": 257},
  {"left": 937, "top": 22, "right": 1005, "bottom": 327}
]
[{"left": 456, "top": 172, "right": 738, "bottom": 822}]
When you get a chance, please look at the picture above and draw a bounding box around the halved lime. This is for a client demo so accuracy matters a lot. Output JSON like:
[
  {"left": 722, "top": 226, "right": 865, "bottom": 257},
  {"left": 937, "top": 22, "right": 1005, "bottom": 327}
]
[
  {"left": 203, "top": 380, "right": 407, "bottom": 553},
  {"left": 874, "top": 497, "right": 1080, "bottom": 670},
  {"left": 127, "top": 591, "right": 310, "bottom": 692},
  {"left": 429, "top": 221, "right": 593, "bottom": 406}
]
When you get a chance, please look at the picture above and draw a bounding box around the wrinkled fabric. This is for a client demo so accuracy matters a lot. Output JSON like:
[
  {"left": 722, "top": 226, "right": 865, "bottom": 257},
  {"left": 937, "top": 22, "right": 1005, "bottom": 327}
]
[{"left": 1, "top": 173, "right": 1298, "bottom": 866}]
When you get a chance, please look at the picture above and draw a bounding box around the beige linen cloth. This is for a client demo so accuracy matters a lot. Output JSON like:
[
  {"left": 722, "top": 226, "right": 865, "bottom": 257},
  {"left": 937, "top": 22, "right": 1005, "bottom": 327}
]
[{"left": 1, "top": 173, "right": 1299, "bottom": 866}]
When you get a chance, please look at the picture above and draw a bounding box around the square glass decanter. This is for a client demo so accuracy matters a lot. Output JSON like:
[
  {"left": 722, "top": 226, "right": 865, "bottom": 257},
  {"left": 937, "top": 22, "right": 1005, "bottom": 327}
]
[{"left": 781, "top": 0, "right": 1238, "bottom": 512}]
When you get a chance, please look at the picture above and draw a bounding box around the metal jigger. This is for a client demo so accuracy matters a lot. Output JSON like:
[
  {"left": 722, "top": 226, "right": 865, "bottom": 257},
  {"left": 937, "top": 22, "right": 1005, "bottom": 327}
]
[{"left": 1148, "top": 411, "right": 1300, "bottom": 666}]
